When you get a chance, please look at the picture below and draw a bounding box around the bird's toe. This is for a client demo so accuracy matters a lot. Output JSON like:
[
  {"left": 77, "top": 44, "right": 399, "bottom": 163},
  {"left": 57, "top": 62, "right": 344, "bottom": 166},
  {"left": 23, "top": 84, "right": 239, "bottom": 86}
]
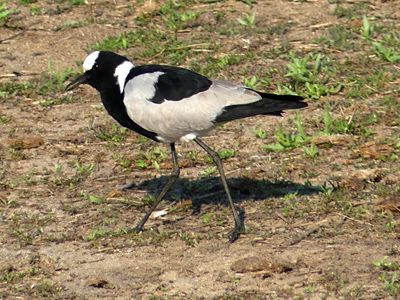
[{"left": 225, "top": 222, "right": 245, "bottom": 242}]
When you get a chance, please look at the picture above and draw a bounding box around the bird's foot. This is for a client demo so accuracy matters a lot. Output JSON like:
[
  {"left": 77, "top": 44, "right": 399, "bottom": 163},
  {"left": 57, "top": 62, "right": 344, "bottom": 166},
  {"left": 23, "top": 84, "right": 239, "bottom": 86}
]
[
  {"left": 224, "top": 221, "right": 245, "bottom": 243},
  {"left": 127, "top": 225, "right": 143, "bottom": 234}
]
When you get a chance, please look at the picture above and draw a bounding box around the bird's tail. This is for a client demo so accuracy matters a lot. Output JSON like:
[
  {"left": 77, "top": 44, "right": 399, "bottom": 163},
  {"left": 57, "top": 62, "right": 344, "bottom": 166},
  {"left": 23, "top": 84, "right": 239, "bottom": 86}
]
[{"left": 215, "top": 93, "right": 307, "bottom": 123}]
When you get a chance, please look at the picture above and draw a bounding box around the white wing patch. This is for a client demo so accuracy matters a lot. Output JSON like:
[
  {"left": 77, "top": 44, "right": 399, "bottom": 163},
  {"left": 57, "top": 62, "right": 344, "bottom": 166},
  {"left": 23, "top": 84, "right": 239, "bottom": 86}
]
[
  {"left": 114, "top": 61, "right": 135, "bottom": 93},
  {"left": 83, "top": 51, "right": 100, "bottom": 71},
  {"left": 123, "top": 71, "right": 164, "bottom": 102}
]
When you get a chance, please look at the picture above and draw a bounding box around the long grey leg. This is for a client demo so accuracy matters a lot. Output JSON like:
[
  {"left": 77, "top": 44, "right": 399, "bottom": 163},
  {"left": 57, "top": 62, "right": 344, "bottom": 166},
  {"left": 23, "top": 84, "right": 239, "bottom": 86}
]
[
  {"left": 132, "top": 143, "right": 180, "bottom": 232},
  {"left": 194, "top": 138, "right": 244, "bottom": 242}
]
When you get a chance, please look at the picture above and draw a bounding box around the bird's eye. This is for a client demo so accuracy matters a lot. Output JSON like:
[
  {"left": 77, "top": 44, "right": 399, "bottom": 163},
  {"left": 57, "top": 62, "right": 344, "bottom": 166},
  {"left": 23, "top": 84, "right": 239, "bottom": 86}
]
[{"left": 93, "top": 64, "right": 100, "bottom": 71}]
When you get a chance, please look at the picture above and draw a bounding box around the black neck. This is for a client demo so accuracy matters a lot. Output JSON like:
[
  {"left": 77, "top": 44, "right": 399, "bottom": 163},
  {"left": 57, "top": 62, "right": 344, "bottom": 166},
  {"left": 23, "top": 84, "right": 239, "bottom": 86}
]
[{"left": 100, "top": 87, "right": 159, "bottom": 142}]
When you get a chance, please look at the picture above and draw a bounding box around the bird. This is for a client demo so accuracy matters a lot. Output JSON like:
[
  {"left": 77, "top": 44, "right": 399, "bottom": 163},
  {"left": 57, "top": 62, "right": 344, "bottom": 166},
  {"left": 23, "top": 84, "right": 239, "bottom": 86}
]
[{"left": 66, "top": 51, "right": 307, "bottom": 242}]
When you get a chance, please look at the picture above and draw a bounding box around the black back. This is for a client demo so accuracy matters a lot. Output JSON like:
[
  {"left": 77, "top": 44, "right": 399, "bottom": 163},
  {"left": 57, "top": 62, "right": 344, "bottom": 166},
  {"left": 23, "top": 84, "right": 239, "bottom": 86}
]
[{"left": 125, "top": 65, "right": 212, "bottom": 104}]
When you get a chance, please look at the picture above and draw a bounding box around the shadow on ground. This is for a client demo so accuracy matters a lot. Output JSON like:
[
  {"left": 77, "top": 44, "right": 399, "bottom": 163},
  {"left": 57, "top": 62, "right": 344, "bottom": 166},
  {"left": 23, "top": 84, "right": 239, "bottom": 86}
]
[{"left": 134, "top": 175, "right": 327, "bottom": 208}]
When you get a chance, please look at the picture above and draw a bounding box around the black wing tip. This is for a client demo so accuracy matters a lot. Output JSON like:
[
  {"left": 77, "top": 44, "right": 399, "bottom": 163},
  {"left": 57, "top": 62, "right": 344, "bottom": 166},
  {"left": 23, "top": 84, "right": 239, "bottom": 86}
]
[
  {"left": 258, "top": 92, "right": 304, "bottom": 101},
  {"left": 260, "top": 93, "right": 308, "bottom": 109},
  {"left": 295, "top": 101, "right": 308, "bottom": 108},
  {"left": 290, "top": 95, "right": 305, "bottom": 102},
  {"left": 214, "top": 93, "right": 307, "bottom": 123}
]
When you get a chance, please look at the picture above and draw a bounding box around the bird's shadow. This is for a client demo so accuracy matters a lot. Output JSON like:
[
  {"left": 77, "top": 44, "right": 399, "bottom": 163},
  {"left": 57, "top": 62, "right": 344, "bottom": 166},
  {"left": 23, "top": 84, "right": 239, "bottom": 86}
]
[{"left": 133, "top": 175, "right": 326, "bottom": 215}]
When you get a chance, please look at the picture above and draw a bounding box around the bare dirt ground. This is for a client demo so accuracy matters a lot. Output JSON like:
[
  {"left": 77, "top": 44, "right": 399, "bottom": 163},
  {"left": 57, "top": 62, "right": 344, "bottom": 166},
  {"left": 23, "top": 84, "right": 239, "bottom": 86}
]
[{"left": 1, "top": 0, "right": 400, "bottom": 299}]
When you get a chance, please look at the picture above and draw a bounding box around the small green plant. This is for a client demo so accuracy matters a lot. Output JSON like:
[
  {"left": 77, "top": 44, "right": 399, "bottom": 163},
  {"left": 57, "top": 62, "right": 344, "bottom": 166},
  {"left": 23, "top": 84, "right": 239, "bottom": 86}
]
[
  {"left": 373, "top": 256, "right": 399, "bottom": 271},
  {"left": 217, "top": 149, "right": 236, "bottom": 160},
  {"left": 371, "top": 42, "right": 400, "bottom": 63},
  {"left": 243, "top": 75, "right": 260, "bottom": 90},
  {"left": 280, "top": 52, "right": 341, "bottom": 99},
  {"left": 251, "top": 126, "right": 266, "bottom": 139},
  {"left": 86, "top": 225, "right": 107, "bottom": 241},
  {"left": 153, "top": 161, "right": 161, "bottom": 172},
  {"left": 303, "top": 282, "right": 317, "bottom": 294},
  {"left": 261, "top": 110, "right": 310, "bottom": 152},
  {"left": 332, "top": 2, "right": 370, "bottom": 19},
  {"left": 201, "top": 166, "right": 217, "bottom": 176},
  {"left": 0, "top": 2, "right": 16, "bottom": 26},
  {"left": 179, "top": 233, "right": 198, "bottom": 246},
  {"left": 38, "top": 61, "right": 77, "bottom": 103},
  {"left": 11, "top": 229, "right": 32, "bottom": 246},
  {"left": 0, "top": 81, "right": 35, "bottom": 99},
  {"left": 361, "top": 15, "right": 374, "bottom": 41},
  {"left": 54, "top": 20, "right": 88, "bottom": 32},
  {"left": 89, "top": 195, "right": 103, "bottom": 205},
  {"left": 333, "top": 118, "right": 355, "bottom": 135},
  {"left": 0, "top": 113, "right": 10, "bottom": 123},
  {"left": 237, "top": 12, "right": 256, "bottom": 28},
  {"left": 29, "top": 5, "right": 46, "bottom": 15},
  {"left": 261, "top": 124, "right": 305, "bottom": 151},
  {"left": 141, "top": 194, "right": 155, "bottom": 206},
  {"left": 134, "top": 147, "right": 167, "bottom": 171},
  {"left": 284, "top": 53, "right": 326, "bottom": 83},
  {"left": 96, "top": 124, "right": 127, "bottom": 142},
  {"left": 294, "top": 109, "right": 310, "bottom": 142},
  {"left": 323, "top": 103, "right": 333, "bottom": 135},
  {"left": 303, "top": 142, "right": 319, "bottom": 158},
  {"left": 179, "top": 10, "right": 203, "bottom": 23},
  {"left": 68, "top": 0, "right": 85, "bottom": 5},
  {"left": 319, "top": 102, "right": 358, "bottom": 135},
  {"left": 238, "top": 0, "right": 254, "bottom": 9},
  {"left": 136, "top": 159, "right": 149, "bottom": 170},
  {"left": 115, "top": 155, "right": 131, "bottom": 169},
  {"left": 88, "top": 32, "right": 129, "bottom": 51},
  {"left": 202, "top": 214, "right": 212, "bottom": 223},
  {"left": 159, "top": 2, "right": 204, "bottom": 31},
  {"left": 74, "top": 162, "right": 93, "bottom": 174},
  {"left": 18, "top": 0, "right": 37, "bottom": 6},
  {"left": 54, "top": 163, "right": 62, "bottom": 173},
  {"left": 152, "top": 147, "right": 166, "bottom": 161},
  {"left": 216, "top": 55, "right": 244, "bottom": 69},
  {"left": 379, "top": 272, "right": 400, "bottom": 295}
]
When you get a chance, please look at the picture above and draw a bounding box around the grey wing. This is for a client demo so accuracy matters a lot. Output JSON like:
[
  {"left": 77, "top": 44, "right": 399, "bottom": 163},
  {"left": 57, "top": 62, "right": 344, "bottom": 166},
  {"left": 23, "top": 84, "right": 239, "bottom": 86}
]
[{"left": 123, "top": 79, "right": 262, "bottom": 143}]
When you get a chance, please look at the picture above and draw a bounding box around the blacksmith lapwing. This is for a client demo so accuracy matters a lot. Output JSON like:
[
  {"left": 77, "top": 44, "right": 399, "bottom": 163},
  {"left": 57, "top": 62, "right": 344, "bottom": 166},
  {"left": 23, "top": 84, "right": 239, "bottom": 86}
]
[{"left": 66, "top": 51, "right": 307, "bottom": 242}]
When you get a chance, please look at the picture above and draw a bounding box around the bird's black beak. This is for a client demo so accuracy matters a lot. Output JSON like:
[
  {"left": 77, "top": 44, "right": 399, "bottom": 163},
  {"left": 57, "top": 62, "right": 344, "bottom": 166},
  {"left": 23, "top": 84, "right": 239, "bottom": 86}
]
[{"left": 66, "top": 72, "right": 88, "bottom": 91}]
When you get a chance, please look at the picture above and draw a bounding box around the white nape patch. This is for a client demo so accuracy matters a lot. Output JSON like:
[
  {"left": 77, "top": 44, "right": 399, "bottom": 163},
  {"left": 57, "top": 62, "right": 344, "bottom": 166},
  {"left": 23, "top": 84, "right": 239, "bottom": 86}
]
[
  {"left": 114, "top": 61, "right": 134, "bottom": 94},
  {"left": 83, "top": 51, "right": 100, "bottom": 71}
]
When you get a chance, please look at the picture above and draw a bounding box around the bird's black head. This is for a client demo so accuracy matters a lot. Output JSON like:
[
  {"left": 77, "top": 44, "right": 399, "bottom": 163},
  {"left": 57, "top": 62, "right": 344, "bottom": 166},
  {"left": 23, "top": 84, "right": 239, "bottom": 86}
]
[{"left": 66, "top": 51, "right": 133, "bottom": 93}]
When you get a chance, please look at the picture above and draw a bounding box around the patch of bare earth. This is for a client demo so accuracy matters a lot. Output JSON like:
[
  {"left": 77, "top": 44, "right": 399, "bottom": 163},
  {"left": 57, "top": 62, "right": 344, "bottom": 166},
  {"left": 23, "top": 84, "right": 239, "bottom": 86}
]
[{"left": 1, "top": 0, "right": 400, "bottom": 299}]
